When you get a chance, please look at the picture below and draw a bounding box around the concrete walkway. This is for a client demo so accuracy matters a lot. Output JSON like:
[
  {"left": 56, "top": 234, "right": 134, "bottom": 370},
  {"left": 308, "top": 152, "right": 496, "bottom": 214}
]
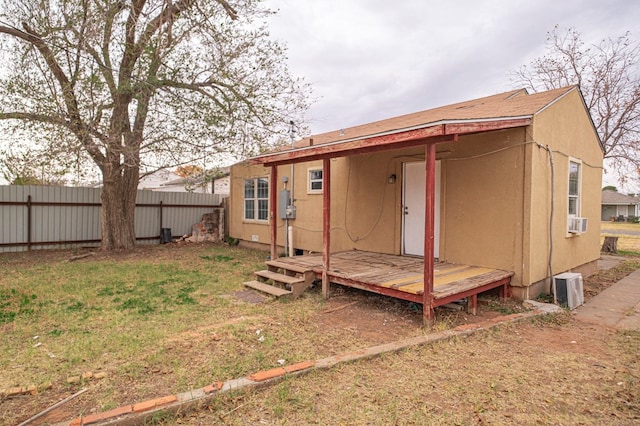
[{"left": 575, "top": 266, "right": 640, "bottom": 331}]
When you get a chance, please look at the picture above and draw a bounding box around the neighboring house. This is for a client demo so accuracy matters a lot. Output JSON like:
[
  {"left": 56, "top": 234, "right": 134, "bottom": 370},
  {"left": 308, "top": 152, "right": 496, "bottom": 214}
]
[
  {"left": 212, "top": 168, "right": 231, "bottom": 196},
  {"left": 92, "top": 170, "right": 181, "bottom": 190},
  {"left": 138, "top": 168, "right": 230, "bottom": 195},
  {"left": 150, "top": 175, "right": 210, "bottom": 194},
  {"left": 138, "top": 169, "right": 182, "bottom": 191},
  {"left": 601, "top": 190, "right": 639, "bottom": 221},
  {"left": 229, "top": 86, "right": 603, "bottom": 320}
]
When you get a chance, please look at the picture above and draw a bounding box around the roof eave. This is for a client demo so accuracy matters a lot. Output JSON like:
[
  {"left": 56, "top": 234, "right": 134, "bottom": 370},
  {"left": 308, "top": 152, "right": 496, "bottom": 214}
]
[{"left": 250, "top": 116, "right": 533, "bottom": 167}]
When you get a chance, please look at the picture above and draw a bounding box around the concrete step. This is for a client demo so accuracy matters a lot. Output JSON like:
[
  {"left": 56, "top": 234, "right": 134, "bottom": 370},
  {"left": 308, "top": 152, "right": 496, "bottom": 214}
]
[
  {"left": 255, "top": 270, "right": 304, "bottom": 285},
  {"left": 244, "top": 280, "right": 292, "bottom": 298}
]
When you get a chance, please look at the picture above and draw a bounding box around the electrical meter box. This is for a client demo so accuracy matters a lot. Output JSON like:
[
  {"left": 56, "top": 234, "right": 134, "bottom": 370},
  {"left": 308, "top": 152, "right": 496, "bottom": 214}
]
[{"left": 279, "top": 190, "right": 296, "bottom": 219}]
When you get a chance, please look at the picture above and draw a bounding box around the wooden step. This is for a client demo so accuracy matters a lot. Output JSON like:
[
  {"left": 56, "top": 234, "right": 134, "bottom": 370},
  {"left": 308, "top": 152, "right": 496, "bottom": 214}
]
[
  {"left": 266, "top": 260, "right": 314, "bottom": 275},
  {"left": 255, "top": 270, "right": 304, "bottom": 285},
  {"left": 244, "top": 280, "right": 292, "bottom": 298}
]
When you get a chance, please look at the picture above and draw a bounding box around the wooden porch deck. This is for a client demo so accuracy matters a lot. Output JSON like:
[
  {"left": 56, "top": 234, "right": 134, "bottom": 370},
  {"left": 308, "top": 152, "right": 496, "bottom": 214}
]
[{"left": 271, "top": 250, "right": 513, "bottom": 310}]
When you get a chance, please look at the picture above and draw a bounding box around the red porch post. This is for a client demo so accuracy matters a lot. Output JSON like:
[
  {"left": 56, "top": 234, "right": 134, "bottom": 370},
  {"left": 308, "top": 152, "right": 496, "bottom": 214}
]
[
  {"left": 322, "top": 158, "right": 331, "bottom": 298},
  {"left": 423, "top": 143, "right": 436, "bottom": 325},
  {"left": 269, "top": 165, "right": 278, "bottom": 260}
]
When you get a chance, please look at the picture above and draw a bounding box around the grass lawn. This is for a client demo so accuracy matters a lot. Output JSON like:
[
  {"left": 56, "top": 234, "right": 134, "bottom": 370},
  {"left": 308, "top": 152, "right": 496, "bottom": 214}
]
[
  {"left": 1, "top": 238, "right": 639, "bottom": 424},
  {"left": 1, "top": 243, "right": 429, "bottom": 424}
]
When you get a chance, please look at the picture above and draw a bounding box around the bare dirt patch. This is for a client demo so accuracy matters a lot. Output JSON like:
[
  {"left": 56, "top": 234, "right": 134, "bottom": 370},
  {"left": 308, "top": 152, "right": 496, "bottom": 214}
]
[
  {"left": 582, "top": 257, "right": 640, "bottom": 302},
  {"left": 311, "top": 284, "right": 527, "bottom": 347}
]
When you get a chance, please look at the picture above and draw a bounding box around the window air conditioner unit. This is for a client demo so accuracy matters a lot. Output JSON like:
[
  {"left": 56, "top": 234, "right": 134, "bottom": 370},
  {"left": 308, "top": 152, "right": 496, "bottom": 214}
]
[
  {"left": 568, "top": 217, "right": 588, "bottom": 234},
  {"left": 553, "top": 272, "right": 584, "bottom": 310}
]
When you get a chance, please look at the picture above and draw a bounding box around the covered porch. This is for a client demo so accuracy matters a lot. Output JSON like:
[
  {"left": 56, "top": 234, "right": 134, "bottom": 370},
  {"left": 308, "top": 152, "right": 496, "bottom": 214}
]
[
  {"left": 267, "top": 250, "right": 513, "bottom": 314},
  {"left": 251, "top": 119, "right": 529, "bottom": 324}
]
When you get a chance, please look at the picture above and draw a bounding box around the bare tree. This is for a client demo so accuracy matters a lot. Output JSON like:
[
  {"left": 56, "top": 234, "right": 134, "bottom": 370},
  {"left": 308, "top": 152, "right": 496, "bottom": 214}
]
[
  {"left": 512, "top": 26, "right": 640, "bottom": 184},
  {"left": 0, "top": 0, "right": 310, "bottom": 249}
]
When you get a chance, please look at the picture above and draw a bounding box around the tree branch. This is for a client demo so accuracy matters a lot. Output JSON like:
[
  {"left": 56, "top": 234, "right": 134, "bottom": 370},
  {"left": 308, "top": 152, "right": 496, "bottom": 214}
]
[
  {"left": 215, "top": 0, "right": 238, "bottom": 20},
  {"left": 0, "top": 23, "right": 107, "bottom": 165},
  {"left": 0, "top": 111, "right": 107, "bottom": 162},
  {"left": 156, "top": 79, "right": 229, "bottom": 111}
]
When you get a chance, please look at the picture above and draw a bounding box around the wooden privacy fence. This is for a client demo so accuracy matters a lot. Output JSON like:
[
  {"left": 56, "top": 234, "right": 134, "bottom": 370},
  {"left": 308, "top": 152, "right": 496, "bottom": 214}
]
[{"left": 0, "top": 185, "right": 224, "bottom": 253}]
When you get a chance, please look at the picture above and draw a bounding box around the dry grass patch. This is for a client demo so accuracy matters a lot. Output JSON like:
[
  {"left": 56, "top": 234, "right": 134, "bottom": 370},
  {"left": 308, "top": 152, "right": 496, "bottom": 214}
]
[
  {"left": 601, "top": 221, "right": 640, "bottom": 253},
  {"left": 182, "top": 318, "right": 640, "bottom": 425}
]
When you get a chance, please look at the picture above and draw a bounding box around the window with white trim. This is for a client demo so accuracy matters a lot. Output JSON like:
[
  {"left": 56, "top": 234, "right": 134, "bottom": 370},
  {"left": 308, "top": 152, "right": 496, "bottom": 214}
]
[
  {"left": 308, "top": 168, "right": 323, "bottom": 193},
  {"left": 244, "top": 177, "right": 269, "bottom": 221},
  {"left": 568, "top": 160, "right": 581, "bottom": 216}
]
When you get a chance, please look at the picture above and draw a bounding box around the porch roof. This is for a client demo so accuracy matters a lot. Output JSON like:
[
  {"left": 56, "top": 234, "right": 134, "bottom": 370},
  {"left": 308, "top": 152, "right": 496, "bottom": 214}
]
[{"left": 250, "top": 86, "right": 579, "bottom": 167}]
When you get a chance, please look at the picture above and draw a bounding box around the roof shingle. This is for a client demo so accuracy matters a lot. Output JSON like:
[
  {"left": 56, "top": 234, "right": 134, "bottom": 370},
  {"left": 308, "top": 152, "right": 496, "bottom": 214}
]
[
  {"left": 602, "top": 190, "right": 639, "bottom": 205},
  {"left": 293, "top": 86, "right": 577, "bottom": 148}
]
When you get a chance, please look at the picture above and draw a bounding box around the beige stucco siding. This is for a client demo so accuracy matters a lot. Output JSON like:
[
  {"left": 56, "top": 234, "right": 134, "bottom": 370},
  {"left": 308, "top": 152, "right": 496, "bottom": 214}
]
[
  {"left": 229, "top": 156, "right": 400, "bottom": 254},
  {"left": 526, "top": 90, "right": 603, "bottom": 286},
  {"left": 330, "top": 154, "right": 399, "bottom": 253},
  {"left": 230, "top": 160, "right": 332, "bottom": 251},
  {"left": 230, "top": 149, "right": 431, "bottom": 255},
  {"left": 439, "top": 129, "right": 526, "bottom": 285},
  {"left": 229, "top": 162, "right": 274, "bottom": 246}
]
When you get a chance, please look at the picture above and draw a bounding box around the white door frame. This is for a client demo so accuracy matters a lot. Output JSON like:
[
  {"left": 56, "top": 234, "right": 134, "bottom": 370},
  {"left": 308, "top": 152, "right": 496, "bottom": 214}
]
[{"left": 402, "top": 160, "right": 440, "bottom": 257}]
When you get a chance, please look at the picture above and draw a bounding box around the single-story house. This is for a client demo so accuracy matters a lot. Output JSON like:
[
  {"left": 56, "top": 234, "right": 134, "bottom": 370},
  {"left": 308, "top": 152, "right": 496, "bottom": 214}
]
[
  {"left": 137, "top": 169, "right": 182, "bottom": 190},
  {"left": 229, "top": 86, "right": 603, "bottom": 322},
  {"left": 138, "top": 168, "right": 230, "bottom": 195},
  {"left": 601, "top": 189, "right": 639, "bottom": 221}
]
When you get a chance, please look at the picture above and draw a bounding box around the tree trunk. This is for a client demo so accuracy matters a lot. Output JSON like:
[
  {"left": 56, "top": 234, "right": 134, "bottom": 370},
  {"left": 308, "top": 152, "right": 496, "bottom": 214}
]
[
  {"left": 100, "top": 167, "right": 139, "bottom": 250},
  {"left": 601, "top": 236, "right": 618, "bottom": 254}
]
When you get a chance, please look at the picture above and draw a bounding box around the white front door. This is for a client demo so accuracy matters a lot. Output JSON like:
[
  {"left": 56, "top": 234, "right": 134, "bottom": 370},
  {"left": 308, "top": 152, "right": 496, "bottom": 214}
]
[{"left": 402, "top": 161, "right": 440, "bottom": 257}]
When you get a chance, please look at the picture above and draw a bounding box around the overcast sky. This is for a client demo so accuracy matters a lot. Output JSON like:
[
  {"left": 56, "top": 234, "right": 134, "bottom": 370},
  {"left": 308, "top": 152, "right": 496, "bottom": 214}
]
[{"left": 264, "top": 0, "right": 640, "bottom": 137}]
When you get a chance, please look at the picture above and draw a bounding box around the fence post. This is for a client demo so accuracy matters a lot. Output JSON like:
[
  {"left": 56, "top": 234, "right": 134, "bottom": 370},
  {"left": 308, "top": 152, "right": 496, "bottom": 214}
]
[
  {"left": 27, "top": 194, "right": 32, "bottom": 251},
  {"left": 159, "top": 200, "right": 163, "bottom": 241}
]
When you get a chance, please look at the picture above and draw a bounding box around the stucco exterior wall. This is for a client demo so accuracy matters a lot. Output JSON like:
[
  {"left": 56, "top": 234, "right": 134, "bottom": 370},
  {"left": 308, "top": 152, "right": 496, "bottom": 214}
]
[
  {"left": 230, "top": 154, "right": 404, "bottom": 254},
  {"left": 230, "top": 161, "right": 323, "bottom": 251},
  {"left": 229, "top": 162, "right": 270, "bottom": 247},
  {"left": 438, "top": 129, "right": 527, "bottom": 285},
  {"left": 526, "top": 90, "right": 603, "bottom": 292}
]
